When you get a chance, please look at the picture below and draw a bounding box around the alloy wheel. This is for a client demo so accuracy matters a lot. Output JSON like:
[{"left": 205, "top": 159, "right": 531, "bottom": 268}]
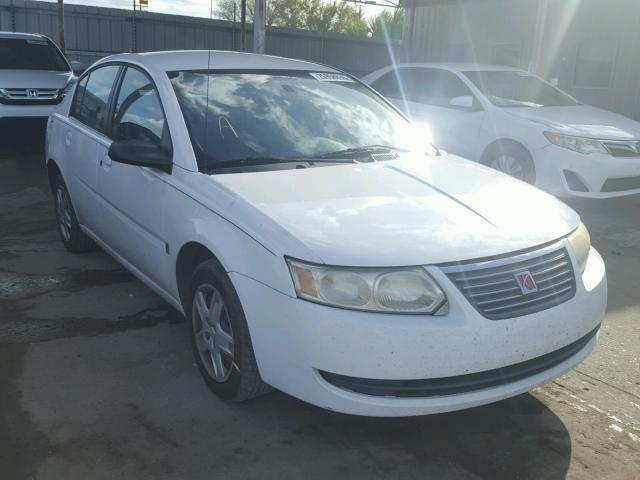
[
  {"left": 55, "top": 186, "right": 72, "bottom": 242},
  {"left": 192, "top": 284, "right": 235, "bottom": 382},
  {"left": 490, "top": 154, "right": 525, "bottom": 180}
]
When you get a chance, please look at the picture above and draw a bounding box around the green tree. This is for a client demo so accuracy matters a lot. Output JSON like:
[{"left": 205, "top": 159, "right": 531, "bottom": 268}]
[
  {"left": 368, "top": 8, "right": 404, "bottom": 40},
  {"left": 214, "top": 0, "right": 370, "bottom": 36}
]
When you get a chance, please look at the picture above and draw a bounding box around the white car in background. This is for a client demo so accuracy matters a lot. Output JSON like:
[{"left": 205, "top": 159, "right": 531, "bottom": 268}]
[
  {"left": 362, "top": 63, "right": 640, "bottom": 198},
  {"left": 46, "top": 51, "right": 606, "bottom": 416},
  {"left": 0, "top": 32, "right": 80, "bottom": 121}
]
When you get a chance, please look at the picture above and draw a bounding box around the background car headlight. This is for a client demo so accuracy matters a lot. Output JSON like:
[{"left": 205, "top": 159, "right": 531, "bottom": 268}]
[
  {"left": 544, "top": 132, "right": 608, "bottom": 155},
  {"left": 287, "top": 258, "right": 447, "bottom": 314},
  {"left": 567, "top": 222, "right": 591, "bottom": 273}
]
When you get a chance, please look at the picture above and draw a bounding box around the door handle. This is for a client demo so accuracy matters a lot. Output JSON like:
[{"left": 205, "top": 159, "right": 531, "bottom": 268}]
[{"left": 65, "top": 131, "right": 72, "bottom": 146}]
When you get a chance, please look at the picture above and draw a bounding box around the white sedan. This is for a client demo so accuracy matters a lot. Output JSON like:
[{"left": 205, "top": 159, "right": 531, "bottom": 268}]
[
  {"left": 362, "top": 63, "right": 640, "bottom": 198},
  {"left": 46, "top": 51, "right": 607, "bottom": 416}
]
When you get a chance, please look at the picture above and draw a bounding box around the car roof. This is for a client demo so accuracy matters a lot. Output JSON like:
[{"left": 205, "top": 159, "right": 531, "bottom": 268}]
[
  {"left": 0, "top": 31, "right": 49, "bottom": 41},
  {"left": 382, "top": 62, "right": 523, "bottom": 73},
  {"left": 100, "top": 50, "right": 337, "bottom": 73}
]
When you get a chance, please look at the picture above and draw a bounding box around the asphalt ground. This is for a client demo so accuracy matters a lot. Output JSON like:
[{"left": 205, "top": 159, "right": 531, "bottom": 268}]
[{"left": 1, "top": 122, "right": 639, "bottom": 479}]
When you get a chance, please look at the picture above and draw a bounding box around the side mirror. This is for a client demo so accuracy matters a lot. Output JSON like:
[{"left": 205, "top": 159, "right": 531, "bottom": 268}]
[
  {"left": 69, "top": 60, "right": 85, "bottom": 74},
  {"left": 449, "top": 95, "right": 474, "bottom": 109},
  {"left": 108, "top": 140, "right": 172, "bottom": 173}
]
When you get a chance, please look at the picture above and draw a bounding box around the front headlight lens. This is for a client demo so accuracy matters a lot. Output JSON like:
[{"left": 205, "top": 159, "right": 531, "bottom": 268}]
[
  {"left": 287, "top": 258, "right": 447, "bottom": 314},
  {"left": 567, "top": 222, "right": 591, "bottom": 273},
  {"left": 544, "top": 132, "right": 608, "bottom": 155}
]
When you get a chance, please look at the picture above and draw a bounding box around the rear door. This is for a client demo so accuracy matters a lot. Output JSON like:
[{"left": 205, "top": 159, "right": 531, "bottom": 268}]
[
  {"left": 95, "top": 65, "right": 172, "bottom": 290},
  {"left": 61, "top": 64, "right": 121, "bottom": 231}
]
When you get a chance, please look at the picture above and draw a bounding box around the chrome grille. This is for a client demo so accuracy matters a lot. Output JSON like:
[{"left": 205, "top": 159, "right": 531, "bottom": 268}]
[
  {"left": 0, "top": 88, "right": 60, "bottom": 101},
  {"left": 602, "top": 140, "right": 640, "bottom": 158},
  {"left": 441, "top": 247, "right": 576, "bottom": 320}
]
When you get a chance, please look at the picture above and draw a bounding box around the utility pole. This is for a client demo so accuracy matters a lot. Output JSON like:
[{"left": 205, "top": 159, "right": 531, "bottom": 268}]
[
  {"left": 132, "top": 0, "right": 137, "bottom": 52},
  {"left": 57, "top": 0, "right": 66, "bottom": 52},
  {"left": 240, "top": 0, "right": 246, "bottom": 52},
  {"left": 253, "top": 0, "right": 265, "bottom": 53},
  {"left": 232, "top": 1, "right": 237, "bottom": 50},
  {"left": 10, "top": 0, "right": 16, "bottom": 32}
]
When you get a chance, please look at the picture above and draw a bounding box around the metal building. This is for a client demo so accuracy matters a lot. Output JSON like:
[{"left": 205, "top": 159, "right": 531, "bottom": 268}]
[{"left": 402, "top": 0, "right": 640, "bottom": 120}]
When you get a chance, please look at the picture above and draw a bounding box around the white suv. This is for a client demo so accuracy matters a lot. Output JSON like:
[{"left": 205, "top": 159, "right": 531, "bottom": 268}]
[
  {"left": 46, "top": 51, "right": 606, "bottom": 416},
  {"left": 0, "top": 32, "right": 78, "bottom": 120}
]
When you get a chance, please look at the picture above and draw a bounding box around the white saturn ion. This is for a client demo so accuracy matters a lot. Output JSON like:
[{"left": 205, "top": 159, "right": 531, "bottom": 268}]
[
  {"left": 362, "top": 63, "right": 640, "bottom": 198},
  {"left": 46, "top": 51, "right": 607, "bottom": 416}
]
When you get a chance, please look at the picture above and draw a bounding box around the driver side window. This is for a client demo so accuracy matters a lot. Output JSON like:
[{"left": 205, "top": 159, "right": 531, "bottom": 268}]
[{"left": 112, "top": 67, "right": 167, "bottom": 146}]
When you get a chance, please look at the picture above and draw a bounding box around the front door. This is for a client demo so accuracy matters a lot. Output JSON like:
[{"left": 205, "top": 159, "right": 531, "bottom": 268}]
[{"left": 95, "top": 66, "right": 172, "bottom": 290}]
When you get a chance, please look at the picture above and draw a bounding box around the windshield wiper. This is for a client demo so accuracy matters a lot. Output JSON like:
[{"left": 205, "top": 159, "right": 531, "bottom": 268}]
[
  {"left": 203, "top": 156, "right": 357, "bottom": 172},
  {"left": 312, "top": 144, "right": 409, "bottom": 159}
]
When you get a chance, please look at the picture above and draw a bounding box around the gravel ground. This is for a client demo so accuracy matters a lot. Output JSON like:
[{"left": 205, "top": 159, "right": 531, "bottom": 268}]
[{"left": 1, "top": 127, "right": 639, "bottom": 479}]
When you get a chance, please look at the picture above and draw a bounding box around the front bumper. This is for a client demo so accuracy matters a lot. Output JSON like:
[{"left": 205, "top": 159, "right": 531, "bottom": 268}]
[
  {"left": 534, "top": 144, "right": 640, "bottom": 198},
  {"left": 0, "top": 102, "right": 63, "bottom": 119},
  {"left": 231, "top": 243, "right": 607, "bottom": 416}
]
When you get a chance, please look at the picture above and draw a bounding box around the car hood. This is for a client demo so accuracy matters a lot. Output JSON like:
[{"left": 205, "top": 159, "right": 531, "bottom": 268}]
[
  {"left": 504, "top": 105, "right": 640, "bottom": 140},
  {"left": 211, "top": 155, "right": 579, "bottom": 266},
  {"left": 0, "top": 69, "right": 73, "bottom": 89}
]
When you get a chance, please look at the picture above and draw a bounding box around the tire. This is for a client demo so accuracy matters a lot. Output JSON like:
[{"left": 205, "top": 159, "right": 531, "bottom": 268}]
[
  {"left": 483, "top": 143, "right": 536, "bottom": 184},
  {"left": 187, "top": 259, "right": 270, "bottom": 402},
  {"left": 53, "top": 174, "right": 95, "bottom": 253}
]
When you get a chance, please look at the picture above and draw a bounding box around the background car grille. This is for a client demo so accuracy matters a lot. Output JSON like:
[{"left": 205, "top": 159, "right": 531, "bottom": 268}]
[
  {"left": 443, "top": 247, "right": 576, "bottom": 320},
  {"left": 602, "top": 140, "right": 640, "bottom": 157},
  {"left": 0, "top": 87, "right": 62, "bottom": 105}
]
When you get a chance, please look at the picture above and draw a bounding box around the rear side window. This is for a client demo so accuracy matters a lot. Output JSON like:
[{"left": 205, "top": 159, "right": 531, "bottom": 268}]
[
  {"left": 402, "top": 68, "right": 478, "bottom": 109},
  {"left": 72, "top": 65, "right": 120, "bottom": 132},
  {"left": 112, "top": 67, "right": 167, "bottom": 147},
  {"left": 0, "top": 38, "right": 69, "bottom": 71},
  {"left": 371, "top": 71, "right": 402, "bottom": 98}
]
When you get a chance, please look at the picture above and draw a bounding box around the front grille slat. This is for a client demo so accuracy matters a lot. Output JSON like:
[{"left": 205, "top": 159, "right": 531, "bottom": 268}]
[
  {"left": 475, "top": 277, "right": 574, "bottom": 308},
  {"left": 449, "top": 251, "right": 566, "bottom": 283},
  {"left": 443, "top": 247, "right": 576, "bottom": 320},
  {"left": 482, "top": 284, "right": 574, "bottom": 313}
]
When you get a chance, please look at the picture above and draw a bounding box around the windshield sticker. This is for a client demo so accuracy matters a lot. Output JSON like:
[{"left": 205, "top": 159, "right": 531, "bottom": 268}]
[
  {"left": 26, "top": 39, "right": 48, "bottom": 45},
  {"left": 309, "top": 72, "right": 354, "bottom": 83}
]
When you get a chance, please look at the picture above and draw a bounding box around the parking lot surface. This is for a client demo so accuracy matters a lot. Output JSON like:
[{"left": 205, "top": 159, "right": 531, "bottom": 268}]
[{"left": 1, "top": 128, "right": 639, "bottom": 479}]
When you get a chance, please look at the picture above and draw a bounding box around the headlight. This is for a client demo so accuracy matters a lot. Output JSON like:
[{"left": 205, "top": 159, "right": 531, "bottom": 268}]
[
  {"left": 544, "top": 132, "right": 608, "bottom": 155},
  {"left": 567, "top": 222, "right": 591, "bottom": 273},
  {"left": 286, "top": 258, "right": 447, "bottom": 314}
]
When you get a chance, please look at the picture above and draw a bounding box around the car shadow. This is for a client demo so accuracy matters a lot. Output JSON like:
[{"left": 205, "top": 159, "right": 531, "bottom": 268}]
[{"left": 224, "top": 385, "right": 571, "bottom": 479}]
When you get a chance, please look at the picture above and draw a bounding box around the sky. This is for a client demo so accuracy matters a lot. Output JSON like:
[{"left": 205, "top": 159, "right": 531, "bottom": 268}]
[{"left": 46, "top": 0, "right": 393, "bottom": 20}]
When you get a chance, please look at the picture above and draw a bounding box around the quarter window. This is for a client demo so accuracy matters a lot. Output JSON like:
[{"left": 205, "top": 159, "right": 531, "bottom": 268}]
[
  {"left": 112, "top": 67, "right": 167, "bottom": 146},
  {"left": 72, "top": 65, "right": 120, "bottom": 132}
]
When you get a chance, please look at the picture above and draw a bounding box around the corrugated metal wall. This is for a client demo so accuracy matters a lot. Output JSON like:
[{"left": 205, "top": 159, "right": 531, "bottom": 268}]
[{"left": 0, "top": 0, "right": 398, "bottom": 76}]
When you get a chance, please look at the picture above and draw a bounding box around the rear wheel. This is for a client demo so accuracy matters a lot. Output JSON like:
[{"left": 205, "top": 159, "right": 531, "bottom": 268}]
[
  {"left": 53, "top": 175, "right": 95, "bottom": 252},
  {"left": 188, "top": 259, "right": 270, "bottom": 402},
  {"left": 484, "top": 143, "right": 536, "bottom": 184}
]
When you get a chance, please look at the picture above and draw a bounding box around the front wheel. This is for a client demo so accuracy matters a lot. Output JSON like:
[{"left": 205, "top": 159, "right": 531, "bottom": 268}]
[
  {"left": 484, "top": 144, "right": 536, "bottom": 184},
  {"left": 188, "top": 259, "right": 270, "bottom": 402}
]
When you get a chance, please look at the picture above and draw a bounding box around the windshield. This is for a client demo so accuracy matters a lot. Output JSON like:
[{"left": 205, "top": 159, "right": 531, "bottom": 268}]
[
  {"left": 169, "top": 70, "right": 425, "bottom": 171},
  {"left": 0, "top": 38, "right": 69, "bottom": 71},
  {"left": 464, "top": 70, "right": 579, "bottom": 108}
]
